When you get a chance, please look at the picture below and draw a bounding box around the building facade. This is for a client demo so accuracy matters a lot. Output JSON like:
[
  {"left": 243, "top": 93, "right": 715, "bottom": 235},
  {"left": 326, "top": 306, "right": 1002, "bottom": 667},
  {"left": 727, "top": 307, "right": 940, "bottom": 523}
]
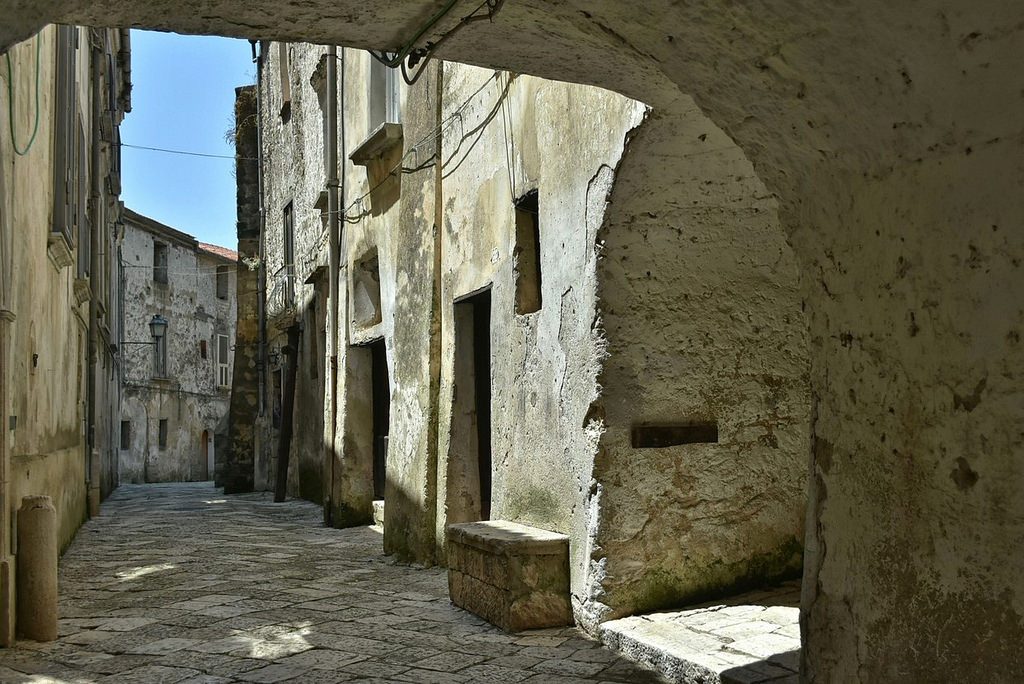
[
  {"left": 119, "top": 209, "right": 237, "bottom": 484},
  {"left": 0, "top": 25, "right": 130, "bottom": 643},
  {"left": 234, "top": 43, "right": 810, "bottom": 630}
]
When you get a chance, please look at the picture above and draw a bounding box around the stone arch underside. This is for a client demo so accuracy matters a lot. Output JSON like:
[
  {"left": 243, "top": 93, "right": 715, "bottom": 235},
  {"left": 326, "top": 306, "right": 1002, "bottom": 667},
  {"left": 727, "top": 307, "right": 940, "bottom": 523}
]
[{"left": 3, "top": 1, "right": 1022, "bottom": 680}]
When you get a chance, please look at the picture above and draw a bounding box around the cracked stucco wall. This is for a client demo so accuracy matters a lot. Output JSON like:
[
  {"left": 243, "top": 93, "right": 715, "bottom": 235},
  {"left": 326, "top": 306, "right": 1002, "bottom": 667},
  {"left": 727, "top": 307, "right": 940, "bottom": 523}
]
[
  {"left": 433, "top": 68, "right": 654, "bottom": 609},
  {"left": 583, "top": 100, "right": 809, "bottom": 625}
]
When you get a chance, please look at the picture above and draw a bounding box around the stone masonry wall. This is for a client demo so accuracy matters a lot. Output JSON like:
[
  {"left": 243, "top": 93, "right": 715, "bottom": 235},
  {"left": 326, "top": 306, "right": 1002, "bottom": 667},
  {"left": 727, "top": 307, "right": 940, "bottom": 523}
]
[
  {"left": 120, "top": 212, "right": 236, "bottom": 484},
  {"left": 258, "top": 43, "right": 331, "bottom": 498},
  {"left": 224, "top": 85, "right": 260, "bottom": 493}
]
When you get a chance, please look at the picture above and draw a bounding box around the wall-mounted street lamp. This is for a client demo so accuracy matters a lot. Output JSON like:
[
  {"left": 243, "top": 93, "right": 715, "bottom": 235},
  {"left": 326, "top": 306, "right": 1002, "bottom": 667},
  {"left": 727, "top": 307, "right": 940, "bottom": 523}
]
[
  {"left": 149, "top": 314, "right": 168, "bottom": 341},
  {"left": 116, "top": 315, "right": 169, "bottom": 348},
  {"left": 114, "top": 315, "right": 170, "bottom": 378}
]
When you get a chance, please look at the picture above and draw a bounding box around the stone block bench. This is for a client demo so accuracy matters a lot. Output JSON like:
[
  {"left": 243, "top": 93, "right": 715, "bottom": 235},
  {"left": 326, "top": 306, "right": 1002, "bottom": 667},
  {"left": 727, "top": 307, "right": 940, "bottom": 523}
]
[{"left": 447, "top": 520, "right": 572, "bottom": 632}]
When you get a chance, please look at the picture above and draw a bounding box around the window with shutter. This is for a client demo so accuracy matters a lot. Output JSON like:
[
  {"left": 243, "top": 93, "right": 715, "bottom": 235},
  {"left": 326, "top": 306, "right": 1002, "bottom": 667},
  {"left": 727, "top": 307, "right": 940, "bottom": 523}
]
[
  {"left": 217, "top": 334, "right": 230, "bottom": 387},
  {"left": 51, "top": 26, "right": 77, "bottom": 248}
]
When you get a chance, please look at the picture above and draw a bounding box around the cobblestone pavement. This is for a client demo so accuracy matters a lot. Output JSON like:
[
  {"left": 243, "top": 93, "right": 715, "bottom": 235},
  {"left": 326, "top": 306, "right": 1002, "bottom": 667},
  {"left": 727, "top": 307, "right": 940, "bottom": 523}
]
[
  {"left": 0, "top": 483, "right": 664, "bottom": 683},
  {"left": 600, "top": 582, "right": 801, "bottom": 683}
]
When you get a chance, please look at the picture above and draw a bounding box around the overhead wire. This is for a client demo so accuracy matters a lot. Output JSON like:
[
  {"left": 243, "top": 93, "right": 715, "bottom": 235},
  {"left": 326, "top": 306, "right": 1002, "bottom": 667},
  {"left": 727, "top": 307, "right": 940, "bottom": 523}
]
[
  {"left": 4, "top": 34, "right": 41, "bottom": 156},
  {"left": 307, "top": 69, "right": 504, "bottom": 227},
  {"left": 122, "top": 142, "right": 256, "bottom": 161},
  {"left": 121, "top": 263, "right": 247, "bottom": 275}
]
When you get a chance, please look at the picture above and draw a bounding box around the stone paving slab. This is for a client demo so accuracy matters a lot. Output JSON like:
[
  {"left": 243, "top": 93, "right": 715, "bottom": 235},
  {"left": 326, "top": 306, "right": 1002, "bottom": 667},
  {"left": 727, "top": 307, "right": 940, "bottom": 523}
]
[
  {"left": 0, "top": 482, "right": 665, "bottom": 683},
  {"left": 599, "top": 581, "right": 802, "bottom": 683}
]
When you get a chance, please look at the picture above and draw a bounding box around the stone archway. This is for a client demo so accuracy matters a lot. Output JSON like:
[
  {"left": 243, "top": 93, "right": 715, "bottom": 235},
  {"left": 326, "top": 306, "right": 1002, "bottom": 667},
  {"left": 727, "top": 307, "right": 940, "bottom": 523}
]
[{"left": 2, "top": 2, "right": 1021, "bottom": 679}]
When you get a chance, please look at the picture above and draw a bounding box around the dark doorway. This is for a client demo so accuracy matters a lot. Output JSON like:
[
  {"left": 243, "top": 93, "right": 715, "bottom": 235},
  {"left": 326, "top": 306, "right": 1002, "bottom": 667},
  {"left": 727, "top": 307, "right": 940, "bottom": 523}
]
[
  {"left": 449, "top": 288, "right": 493, "bottom": 522},
  {"left": 471, "top": 291, "right": 493, "bottom": 519},
  {"left": 200, "top": 429, "right": 210, "bottom": 481},
  {"left": 370, "top": 339, "right": 390, "bottom": 500}
]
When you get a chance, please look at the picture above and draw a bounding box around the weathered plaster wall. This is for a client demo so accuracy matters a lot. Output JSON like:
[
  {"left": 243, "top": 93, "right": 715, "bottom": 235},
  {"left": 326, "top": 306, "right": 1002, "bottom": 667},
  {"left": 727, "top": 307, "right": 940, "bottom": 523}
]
[
  {"left": 433, "top": 68, "right": 652, "bottom": 604},
  {"left": 798, "top": 140, "right": 1024, "bottom": 681},
  {"left": 2, "top": 27, "right": 87, "bottom": 550},
  {"left": 584, "top": 101, "right": 809, "bottom": 624},
  {"left": 258, "top": 48, "right": 809, "bottom": 614},
  {"left": 1, "top": 24, "right": 127, "bottom": 546},
  {"left": 26, "top": 2, "right": 1023, "bottom": 677},
  {"left": 120, "top": 213, "right": 236, "bottom": 483},
  {"left": 258, "top": 42, "right": 331, "bottom": 498}
]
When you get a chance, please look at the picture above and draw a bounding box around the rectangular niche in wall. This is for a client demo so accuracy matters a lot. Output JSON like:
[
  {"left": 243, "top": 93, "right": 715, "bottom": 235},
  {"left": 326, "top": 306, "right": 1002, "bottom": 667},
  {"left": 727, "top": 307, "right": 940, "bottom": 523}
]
[
  {"left": 514, "top": 190, "right": 542, "bottom": 315},
  {"left": 631, "top": 422, "right": 719, "bottom": 448},
  {"left": 353, "top": 248, "right": 382, "bottom": 328},
  {"left": 449, "top": 288, "right": 493, "bottom": 522},
  {"left": 216, "top": 264, "right": 230, "bottom": 299},
  {"left": 153, "top": 242, "right": 169, "bottom": 284}
]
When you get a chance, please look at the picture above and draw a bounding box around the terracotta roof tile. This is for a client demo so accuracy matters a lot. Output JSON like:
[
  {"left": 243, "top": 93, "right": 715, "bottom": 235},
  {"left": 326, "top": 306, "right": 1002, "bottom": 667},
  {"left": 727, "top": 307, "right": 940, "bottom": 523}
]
[{"left": 198, "top": 242, "right": 238, "bottom": 262}]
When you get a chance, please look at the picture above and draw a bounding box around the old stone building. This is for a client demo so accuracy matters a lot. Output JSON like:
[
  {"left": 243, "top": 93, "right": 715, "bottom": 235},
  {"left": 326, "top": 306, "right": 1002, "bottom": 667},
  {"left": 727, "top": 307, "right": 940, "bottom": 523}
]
[
  {"left": 2, "top": 1, "right": 1022, "bottom": 679},
  {"left": 0, "top": 25, "right": 130, "bottom": 642},
  {"left": 240, "top": 40, "right": 809, "bottom": 633},
  {"left": 119, "top": 208, "right": 237, "bottom": 483}
]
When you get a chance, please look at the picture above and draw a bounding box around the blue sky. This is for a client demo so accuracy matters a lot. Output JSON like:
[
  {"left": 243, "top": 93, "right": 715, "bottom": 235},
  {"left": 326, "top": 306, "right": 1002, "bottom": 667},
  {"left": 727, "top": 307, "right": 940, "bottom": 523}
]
[{"left": 121, "top": 31, "right": 255, "bottom": 249}]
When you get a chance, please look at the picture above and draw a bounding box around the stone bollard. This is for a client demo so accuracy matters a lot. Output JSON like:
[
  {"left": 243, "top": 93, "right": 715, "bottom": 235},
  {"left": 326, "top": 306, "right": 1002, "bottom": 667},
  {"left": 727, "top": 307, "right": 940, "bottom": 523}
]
[{"left": 16, "top": 495, "right": 58, "bottom": 641}]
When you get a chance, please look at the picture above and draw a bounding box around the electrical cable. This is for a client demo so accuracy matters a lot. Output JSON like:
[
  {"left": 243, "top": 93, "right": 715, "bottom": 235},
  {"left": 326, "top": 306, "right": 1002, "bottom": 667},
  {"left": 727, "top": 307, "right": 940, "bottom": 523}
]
[
  {"left": 122, "top": 142, "right": 257, "bottom": 161},
  {"left": 368, "top": 0, "right": 462, "bottom": 69},
  {"left": 326, "top": 70, "right": 502, "bottom": 225},
  {"left": 5, "top": 34, "right": 41, "bottom": 156},
  {"left": 396, "top": 0, "right": 505, "bottom": 86},
  {"left": 121, "top": 264, "right": 246, "bottom": 274}
]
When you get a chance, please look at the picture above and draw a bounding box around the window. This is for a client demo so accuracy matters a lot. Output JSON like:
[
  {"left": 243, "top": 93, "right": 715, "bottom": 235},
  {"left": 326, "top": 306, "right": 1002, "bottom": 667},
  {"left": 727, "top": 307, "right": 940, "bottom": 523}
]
[
  {"left": 51, "top": 26, "right": 77, "bottom": 247},
  {"left": 158, "top": 419, "right": 168, "bottom": 449},
  {"left": 153, "top": 242, "right": 168, "bottom": 284},
  {"left": 514, "top": 190, "right": 542, "bottom": 314},
  {"left": 278, "top": 43, "right": 292, "bottom": 122},
  {"left": 217, "top": 334, "right": 230, "bottom": 387},
  {"left": 120, "top": 421, "right": 130, "bottom": 450},
  {"left": 368, "top": 55, "right": 400, "bottom": 131},
  {"left": 283, "top": 202, "right": 295, "bottom": 304},
  {"left": 199, "top": 340, "right": 207, "bottom": 359},
  {"left": 216, "top": 265, "right": 230, "bottom": 299},
  {"left": 75, "top": 119, "right": 90, "bottom": 278}
]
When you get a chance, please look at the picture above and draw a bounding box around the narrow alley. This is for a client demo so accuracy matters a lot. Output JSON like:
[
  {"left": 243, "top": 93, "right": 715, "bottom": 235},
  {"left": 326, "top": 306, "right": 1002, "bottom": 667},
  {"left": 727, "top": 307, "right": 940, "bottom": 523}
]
[{"left": 0, "top": 483, "right": 663, "bottom": 683}]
